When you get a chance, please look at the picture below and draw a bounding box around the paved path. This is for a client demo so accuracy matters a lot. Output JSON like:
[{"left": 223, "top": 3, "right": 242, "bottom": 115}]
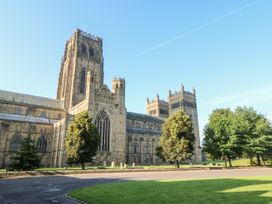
[{"left": 0, "top": 168, "right": 271, "bottom": 204}]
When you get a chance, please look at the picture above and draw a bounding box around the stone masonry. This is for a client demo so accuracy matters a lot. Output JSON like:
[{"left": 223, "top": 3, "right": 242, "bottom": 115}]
[{"left": 0, "top": 29, "right": 202, "bottom": 167}]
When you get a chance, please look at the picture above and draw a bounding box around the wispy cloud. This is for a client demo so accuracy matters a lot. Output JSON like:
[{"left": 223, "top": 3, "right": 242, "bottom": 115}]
[
  {"left": 204, "top": 84, "right": 272, "bottom": 107},
  {"left": 138, "top": 0, "right": 260, "bottom": 56}
]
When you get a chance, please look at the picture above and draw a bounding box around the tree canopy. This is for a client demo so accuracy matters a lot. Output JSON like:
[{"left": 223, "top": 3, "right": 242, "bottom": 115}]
[
  {"left": 203, "top": 106, "right": 272, "bottom": 166},
  {"left": 65, "top": 112, "right": 100, "bottom": 169},
  {"left": 203, "top": 108, "right": 243, "bottom": 167},
  {"left": 156, "top": 110, "right": 195, "bottom": 168}
]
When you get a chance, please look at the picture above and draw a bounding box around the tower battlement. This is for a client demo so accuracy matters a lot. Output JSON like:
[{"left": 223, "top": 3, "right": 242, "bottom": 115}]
[
  {"left": 169, "top": 85, "right": 196, "bottom": 98},
  {"left": 75, "top": 29, "right": 103, "bottom": 42}
]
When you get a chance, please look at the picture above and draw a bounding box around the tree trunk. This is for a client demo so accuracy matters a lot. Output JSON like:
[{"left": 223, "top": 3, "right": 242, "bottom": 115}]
[
  {"left": 224, "top": 157, "right": 227, "bottom": 167},
  {"left": 176, "top": 160, "right": 180, "bottom": 168},
  {"left": 228, "top": 157, "right": 232, "bottom": 167},
  {"left": 249, "top": 156, "right": 253, "bottom": 166},
  {"left": 256, "top": 154, "right": 261, "bottom": 166},
  {"left": 81, "top": 162, "right": 85, "bottom": 170}
]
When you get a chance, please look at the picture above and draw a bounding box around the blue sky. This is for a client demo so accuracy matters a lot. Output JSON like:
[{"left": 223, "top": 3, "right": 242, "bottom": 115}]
[{"left": 1, "top": 0, "right": 272, "bottom": 140}]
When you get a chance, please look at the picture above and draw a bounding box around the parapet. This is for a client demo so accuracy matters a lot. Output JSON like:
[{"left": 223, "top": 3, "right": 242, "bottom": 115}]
[
  {"left": 76, "top": 28, "right": 103, "bottom": 42},
  {"left": 169, "top": 85, "right": 196, "bottom": 97},
  {"left": 113, "top": 77, "right": 125, "bottom": 82}
]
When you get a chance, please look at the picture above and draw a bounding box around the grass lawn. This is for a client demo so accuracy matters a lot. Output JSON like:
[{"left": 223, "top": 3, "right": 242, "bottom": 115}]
[
  {"left": 68, "top": 176, "right": 272, "bottom": 204},
  {"left": 1, "top": 159, "right": 270, "bottom": 172},
  {"left": 203, "top": 159, "right": 271, "bottom": 167}
]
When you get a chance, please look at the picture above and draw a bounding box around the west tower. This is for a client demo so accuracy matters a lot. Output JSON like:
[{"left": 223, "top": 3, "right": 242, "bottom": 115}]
[{"left": 146, "top": 84, "right": 202, "bottom": 163}]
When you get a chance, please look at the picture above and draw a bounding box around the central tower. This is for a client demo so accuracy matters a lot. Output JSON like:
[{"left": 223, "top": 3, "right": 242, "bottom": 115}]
[
  {"left": 54, "top": 29, "right": 127, "bottom": 166},
  {"left": 56, "top": 29, "right": 104, "bottom": 109}
]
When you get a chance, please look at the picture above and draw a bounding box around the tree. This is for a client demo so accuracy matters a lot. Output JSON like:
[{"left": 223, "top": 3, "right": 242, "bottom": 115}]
[
  {"left": 254, "top": 117, "right": 272, "bottom": 165},
  {"left": 234, "top": 107, "right": 272, "bottom": 166},
  {"left": 10, "top": 134, "right": 40, "bottom": 171},
  {"left": 203, "top": 108, "right": 243, "bottom": 167},
  {"left": 65, "top": 112, "right": 100, "bottom": 170},
  {"left": 202, "top": 125, "right": 221, "bottom": 161},
  {"left": 156, "top": 110, "right": 195, "bottom": 168}
]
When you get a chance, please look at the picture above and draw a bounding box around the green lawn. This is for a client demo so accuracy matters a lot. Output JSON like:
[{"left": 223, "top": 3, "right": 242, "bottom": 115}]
[
  {"left": 1, "top": 159, "right": 270, "bottom": 172},
  {"left": 203, "top": 159, "right": 272, "bottom": 167},
  {"left": 68, "top": 176, "right": 272, "bottom": 204}
]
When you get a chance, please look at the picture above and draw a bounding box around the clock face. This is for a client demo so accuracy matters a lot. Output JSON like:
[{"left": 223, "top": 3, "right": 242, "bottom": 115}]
[{"left": 89, "top": 47, "right": 94, "bottom": 57}]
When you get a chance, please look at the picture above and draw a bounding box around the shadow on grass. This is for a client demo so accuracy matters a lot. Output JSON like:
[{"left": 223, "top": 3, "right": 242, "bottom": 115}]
[{"left": 69, "top": 178, "right": 272, "bottom": 204}]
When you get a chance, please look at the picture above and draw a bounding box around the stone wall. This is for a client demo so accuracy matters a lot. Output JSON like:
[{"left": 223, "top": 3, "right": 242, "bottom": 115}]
[
  {"left": 0, "top": 118, "right": 54, "bottom": 168},
  {"left": 126, "top": 112, "right": 164, "bottom": 165}
]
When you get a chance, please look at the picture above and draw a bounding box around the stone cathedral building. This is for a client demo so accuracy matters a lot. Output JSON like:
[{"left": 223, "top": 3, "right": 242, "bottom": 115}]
[{"left": 0, "top": 29, "right": 201, "bottom": 168}]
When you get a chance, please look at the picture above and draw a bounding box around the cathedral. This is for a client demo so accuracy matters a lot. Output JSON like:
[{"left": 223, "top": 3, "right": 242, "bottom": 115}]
[{"left": 0, "top": 29, "right": 202, "bottom": 167}]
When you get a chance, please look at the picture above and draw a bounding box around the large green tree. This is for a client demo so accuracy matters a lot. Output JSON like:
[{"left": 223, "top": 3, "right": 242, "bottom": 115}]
[
  {"left": 156, "top": 110, "right": 195, "bottom": 168},
  {"left": 65, "top": 112, "right": 100, "bottom": 170},
  {"left": 235, "top": 107, "right": 272, "bottom": 165},
  {"left": 203, "top": 108, "right": 243, "bottom": 167},
  {"left": 10, "top": 134, "right": 40, "bottom": 171},
  {"left": 204, "top": 106, "right": 272, "bottom": 166}
]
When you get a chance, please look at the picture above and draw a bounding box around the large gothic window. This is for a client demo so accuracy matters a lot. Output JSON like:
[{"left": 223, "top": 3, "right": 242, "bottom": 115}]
[
  {"left": 9, "top": 133, "right": 22, "bottom": 151},
  {"left": 95, "top": 110, "right": 111, "bottom": 151},
  {"left": 37, "top": 135, "right": 47, "bottom": 153},
  {"left": 79, "top": 67, "right": 86, "bottom": 94}
]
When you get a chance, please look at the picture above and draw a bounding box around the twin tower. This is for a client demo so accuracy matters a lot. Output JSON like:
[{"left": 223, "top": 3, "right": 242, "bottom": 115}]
[{"left": 146, "top": 85, "right": 202, "bottom": 163}]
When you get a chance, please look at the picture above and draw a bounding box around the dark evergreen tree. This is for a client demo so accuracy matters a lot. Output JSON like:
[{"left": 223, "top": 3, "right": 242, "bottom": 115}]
[{"left": 10, "top": 134, "right": 40, "bottom": 171}]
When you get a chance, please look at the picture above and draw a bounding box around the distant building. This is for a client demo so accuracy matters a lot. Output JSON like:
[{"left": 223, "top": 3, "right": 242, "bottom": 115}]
[{"left": 0, "top": 29, "right": 201, "bottom": 168}]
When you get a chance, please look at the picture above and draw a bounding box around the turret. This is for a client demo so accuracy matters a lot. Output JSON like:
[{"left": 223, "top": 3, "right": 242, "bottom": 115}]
[
  {"left": 112, "top": 77, "right": 125, "bottom": 105},
  {"left": 156, "top": 94, "right": 159, "bottom": 101},
  {"left": 168, "top": 89, "right": 172, "bottom": 97},
  {"left": 192, "top": 87, "right": 196, "bottom": 96},
  {"left": 146, "top": 97, "right": 149, "bottom": 104},
  {"left": 181, "top": 83, "right": 184, "bottom": 93}
]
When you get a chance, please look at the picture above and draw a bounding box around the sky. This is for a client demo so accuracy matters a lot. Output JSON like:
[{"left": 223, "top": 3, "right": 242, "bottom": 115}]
[{"left": 1, "top": 0, "right": 272, "bottom": 141}]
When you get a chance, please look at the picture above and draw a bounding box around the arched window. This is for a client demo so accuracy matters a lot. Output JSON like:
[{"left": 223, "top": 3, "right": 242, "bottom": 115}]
[
  {"left": 81, "top": 44, "right": 87, "bottom": 54},
  {"left": 89, "top": 47, "right": 94, "bottom": 57},
  {"left": 9, "top": 133, "right": 22, "bottom": 151},
  {"left": 37, "top": 135, "right": 47, "bottom": 153},
  {"left": 79, "top": 67, "right": 86, "bottom": 94},
  {"left": 132, "top": 142, "right": 139, "bottom": 154},
  {"left": 144, "top": 143, "right": 150, "bottom": 154},
  {"left": 95, "top": 110, "right": 110, "bottom": 151}
]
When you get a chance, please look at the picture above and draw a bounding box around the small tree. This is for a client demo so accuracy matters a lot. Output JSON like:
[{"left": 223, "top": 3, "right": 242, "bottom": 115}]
[
  {"left": 202, "top": 125, "right": 222, "bottom": 161},
  {"left": 65, "top": 112, "right": 100, "bottom": 170},
  {"left": 10, "top": 134, "right": 40, "bottom": 171},
  {"left": 156, "top": 110, "right": 195, "bottom": 168}
]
